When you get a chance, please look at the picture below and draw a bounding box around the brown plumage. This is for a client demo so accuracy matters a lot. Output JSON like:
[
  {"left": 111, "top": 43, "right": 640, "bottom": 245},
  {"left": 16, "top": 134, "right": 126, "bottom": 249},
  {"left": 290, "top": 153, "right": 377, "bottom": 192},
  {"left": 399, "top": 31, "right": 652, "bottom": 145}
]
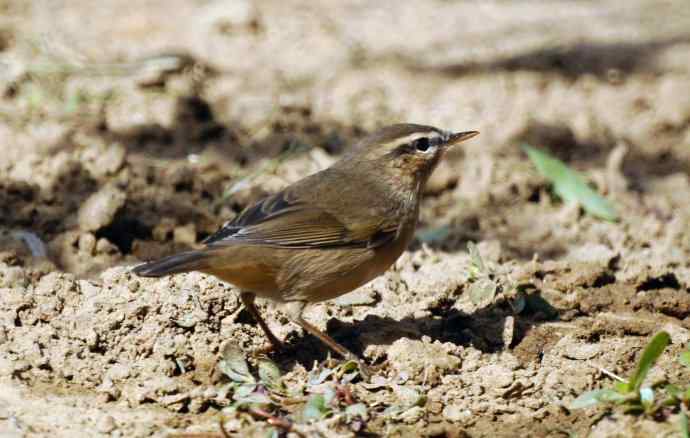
[{"left": 133, "top": 123, "right": 478, "bottom": 369}]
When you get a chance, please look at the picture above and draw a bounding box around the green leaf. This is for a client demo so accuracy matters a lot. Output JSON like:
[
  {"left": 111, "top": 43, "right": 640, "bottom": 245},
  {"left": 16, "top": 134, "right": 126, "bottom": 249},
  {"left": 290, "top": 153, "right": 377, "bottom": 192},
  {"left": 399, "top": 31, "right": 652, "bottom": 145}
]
[
  {"left": 467, "top": 241, "right": 487, "bottom": 273},
  {"left": 680, "top": 411, "right": 690, "bottom": 438},
  {"left": 522, "top": 144, "right": 618, "bottom": 221},
  {"left": 234, "top": 383, "right": 257, "bottom": 398},
  {"left": 570, "top": 389, "right": 617, "bottom": 409},
  {"left": 336, "top": 360, "right": 363, "bottom": 382},
  {"left": 218, "top": 344, "right": 255, "bottom": 384},
  {"left": 234, "top": 391, "right": 272, "bottom": 406},
  {"left": 303, "top": 393, "right": 330, "bottom": 421},
  {"left": 258, "top": 357, "right": 282, "bottom": 388},
  {"left": 679, "top": 351, "right": 690, "bottom": 369},
  {"left": 628, "top": 331, "right": 671, "bottom": 394},
  {"left": 665, "top": 384, "right": 682, "bottom": 399}
]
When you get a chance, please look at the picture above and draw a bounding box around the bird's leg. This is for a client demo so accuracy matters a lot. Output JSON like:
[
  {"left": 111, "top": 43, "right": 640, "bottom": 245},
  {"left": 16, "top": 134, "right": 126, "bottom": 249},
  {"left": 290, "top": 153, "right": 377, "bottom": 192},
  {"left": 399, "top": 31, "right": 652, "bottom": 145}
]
[
  {"left": 240, "top": 292, "right": 284, "bottom": 351},
  {"left": 284, "top": 301, "right": 371, "bottom": 378}
]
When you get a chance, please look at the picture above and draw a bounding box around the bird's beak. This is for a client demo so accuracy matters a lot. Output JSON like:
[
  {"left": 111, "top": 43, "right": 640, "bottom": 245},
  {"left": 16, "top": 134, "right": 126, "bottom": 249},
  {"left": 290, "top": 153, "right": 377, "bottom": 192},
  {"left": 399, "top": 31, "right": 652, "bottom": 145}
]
[{"left": 444, "top": 130, "right": 479, "bottom": 147}]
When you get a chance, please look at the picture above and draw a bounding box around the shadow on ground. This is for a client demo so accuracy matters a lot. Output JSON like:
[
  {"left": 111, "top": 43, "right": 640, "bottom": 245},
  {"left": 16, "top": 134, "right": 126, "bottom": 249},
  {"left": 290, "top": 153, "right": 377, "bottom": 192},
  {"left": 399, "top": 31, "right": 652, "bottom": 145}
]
[
  {"left": 270, "top": 290, "right": 560, "bottom": 371},
  {"left": 408, "top": 35, "right": 690, "bottom": 79}
]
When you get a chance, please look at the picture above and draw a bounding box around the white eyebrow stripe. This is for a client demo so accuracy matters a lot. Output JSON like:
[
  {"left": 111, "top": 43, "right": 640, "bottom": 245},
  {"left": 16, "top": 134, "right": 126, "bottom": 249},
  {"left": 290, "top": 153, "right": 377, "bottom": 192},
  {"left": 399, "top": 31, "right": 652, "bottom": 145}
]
[{"left": 383, "top": 131, "right": 442, "bottom": 149}]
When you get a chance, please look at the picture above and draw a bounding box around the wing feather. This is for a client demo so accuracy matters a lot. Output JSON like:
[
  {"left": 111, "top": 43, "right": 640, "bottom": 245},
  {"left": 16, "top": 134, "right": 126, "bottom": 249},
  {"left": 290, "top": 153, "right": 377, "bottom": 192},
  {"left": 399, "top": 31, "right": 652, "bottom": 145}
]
[{"left": 203, "top": 190, "right": 396, "bottom": 249}]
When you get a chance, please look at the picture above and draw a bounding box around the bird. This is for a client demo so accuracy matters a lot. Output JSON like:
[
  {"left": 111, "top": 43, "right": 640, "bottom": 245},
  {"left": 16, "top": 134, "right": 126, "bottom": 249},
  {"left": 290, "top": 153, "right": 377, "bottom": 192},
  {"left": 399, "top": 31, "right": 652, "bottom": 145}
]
[{"left": 132, "top": 123, "right": 479, "bottom": 371}]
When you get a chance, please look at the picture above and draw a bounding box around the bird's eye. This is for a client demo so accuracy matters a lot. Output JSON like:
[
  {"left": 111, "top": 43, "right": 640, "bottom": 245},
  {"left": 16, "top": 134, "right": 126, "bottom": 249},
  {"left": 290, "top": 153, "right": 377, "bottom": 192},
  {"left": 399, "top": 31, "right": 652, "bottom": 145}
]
[{"left": 412, "top": 137, "right": 430, "bottom": 152}]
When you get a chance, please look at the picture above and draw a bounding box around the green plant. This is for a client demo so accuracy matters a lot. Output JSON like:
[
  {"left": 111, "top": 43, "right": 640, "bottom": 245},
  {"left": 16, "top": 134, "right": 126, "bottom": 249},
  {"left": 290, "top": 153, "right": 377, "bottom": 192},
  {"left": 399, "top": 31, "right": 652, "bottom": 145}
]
[
  {"left": 522, "top": 144, "right": 618, "bottom": 221},
  {"left": 571, "top": 331, "right": 690, "bottom": 435},
  {"left": 216, "top": 346, "right": 369, "bottom": 436},
  {"left": 571, "top": 331, "right": 670, "bottom": 413},
  {"left": 466, "top": 241, "right": 529, "bottom": 311}
]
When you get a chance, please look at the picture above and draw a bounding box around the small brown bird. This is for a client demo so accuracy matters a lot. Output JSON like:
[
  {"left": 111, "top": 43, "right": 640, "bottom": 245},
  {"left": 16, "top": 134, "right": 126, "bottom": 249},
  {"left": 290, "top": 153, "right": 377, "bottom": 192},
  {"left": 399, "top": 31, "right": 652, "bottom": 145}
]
[{"left": 133, "top": 123, "right": 478, "bottom": 368}]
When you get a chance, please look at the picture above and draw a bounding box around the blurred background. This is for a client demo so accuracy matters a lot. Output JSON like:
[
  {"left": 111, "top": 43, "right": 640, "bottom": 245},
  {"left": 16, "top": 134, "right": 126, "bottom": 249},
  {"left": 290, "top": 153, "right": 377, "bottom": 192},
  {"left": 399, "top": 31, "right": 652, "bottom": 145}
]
[{"left": 1, "top": 2, "right": 690, "bottom": 436}]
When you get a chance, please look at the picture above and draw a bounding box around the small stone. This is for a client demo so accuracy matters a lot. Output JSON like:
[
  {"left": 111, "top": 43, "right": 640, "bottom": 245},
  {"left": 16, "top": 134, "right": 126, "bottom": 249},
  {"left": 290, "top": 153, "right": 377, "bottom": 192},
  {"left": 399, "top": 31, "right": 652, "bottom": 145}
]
[
  {"left": 96, "top": 415, "right": 116, "bottom": 433},
  {"left": 78, "top": 233, "right": 97, "bottom": 254},
  {"left": 554, "top": 336, "right": 601, "bottom": 360},
  {"left": 477, "top": 364, "right": 513, "bottom": 388},
  {"left": 80, "top": 138, "right": 127, "bottom": 178},
  {"left": 204, "top": 0, "right": 258, "bottom": 31},
  {"left": 127, "top": 278, "right": 140, "bottom": 293},
  {"left": 563, "top": 343, "right": 601, "bottom": 360},
  {"left": 566, "top": 244, "right": 616, "bottom": 264},
  {"left": 78, "top": 186, "right": 126, "bottom": 232},
  {"left": 86, "top": 330, "right": 99, "bottom": 348},
  {"left": 387, "top": 338, "right": 461, "bottom": 384},
  {"left": 203, "top": 387, "right": 218, "bottom": 399},
  {"left": 97, "top": 378, "right": 121, "bottom": 401},
  {"left": 173, "top": 223, "right": 197, "bottom": 246},
  {"left": 413, "top": 310, "right": 430, "bottom": 319},
  {"left": 98, "top": 143, "right": 126, "bottom": 175},
  {"left": 662, "top": 323, "right": 690, "bottom": 346},
  {"left": 106, "top": 364, "right": 132, "bottom": 381},
  {"left": 443, "top": 404, "right": 472, "bottom": 423},
  {"left": 502, "top": 316, "right": 515, "bottom": 348},
  {"left": 399, "top": 406, "right": 425, "bottom": 424},
  {"left": 96, "top": 238, "right": 119, "bottom": 254},
  {"left": 333, "top": 287, "right": 380, "bottom": 306},
  {"left": 0, "top": 266, "right": 27, "bottom": 288}
]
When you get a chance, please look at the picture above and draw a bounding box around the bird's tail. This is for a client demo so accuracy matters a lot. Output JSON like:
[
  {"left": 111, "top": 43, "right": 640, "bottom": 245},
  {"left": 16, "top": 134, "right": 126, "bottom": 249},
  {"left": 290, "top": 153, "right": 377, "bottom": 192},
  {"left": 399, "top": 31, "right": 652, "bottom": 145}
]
[{"left": 132, "top": 250, "right": 211, "bottom": 277}]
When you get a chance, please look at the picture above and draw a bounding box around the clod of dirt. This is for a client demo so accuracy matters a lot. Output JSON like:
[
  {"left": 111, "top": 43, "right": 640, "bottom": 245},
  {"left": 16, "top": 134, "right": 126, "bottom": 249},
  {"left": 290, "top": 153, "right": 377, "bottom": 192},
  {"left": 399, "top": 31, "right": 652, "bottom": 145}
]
[
  {"left": 554, "top": 336, "right": 601, "bottom": 360},
  {"left": 386, "top": 338, "right": 461, "bottom": 384},
  {"left": 203, "top": 0, "right": 260, "bottom": 34},
  {"left": 475, "top": 364, "right": 514, "bottom": 389},
  {"left": 80, "top": 142, "right": 126, "bottom": 179},
  {"left": 333, "top": 287, "right": 380, "bottom": 307},
  {"left": 442, "top": 403, "right": 473, "bottom": 424},
  {"left": 77, "top": 186, "right": 127, "bottom": 232}
]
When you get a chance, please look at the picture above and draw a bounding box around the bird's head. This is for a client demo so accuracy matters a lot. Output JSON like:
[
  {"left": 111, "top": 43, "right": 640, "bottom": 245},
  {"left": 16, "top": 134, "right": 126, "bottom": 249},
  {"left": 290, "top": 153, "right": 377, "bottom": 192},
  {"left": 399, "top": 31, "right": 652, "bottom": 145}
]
[{"left": 345, "top": 123, "right": 479, "bottom": 186}]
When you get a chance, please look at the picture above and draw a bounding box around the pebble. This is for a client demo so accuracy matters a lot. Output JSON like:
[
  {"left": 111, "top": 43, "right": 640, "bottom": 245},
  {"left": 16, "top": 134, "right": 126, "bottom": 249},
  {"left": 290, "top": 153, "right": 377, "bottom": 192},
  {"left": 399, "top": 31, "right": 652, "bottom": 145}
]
[
  {"left": 78, "top": 186, "right": 126, "bottom": 232},
  {"left": 78, "top": 233, "right": 97, "bottom": 255},
  {"left": 333, "top": 287, "right": 380, "bottom": 306},
  {"left": 476, "top": 364, "right": 513, "bottom": 388},
  {"left": 443, "top": 404, "right": 473, "bottom": 423},
  {"left": 96, "top": 415, "right": 117, "bottom": 433},
  {"left": 387, "top": 338, "right": 461, "bottom": 384},
  {"left": 662, "top": 322, "right": 690, "bottom": 346}
]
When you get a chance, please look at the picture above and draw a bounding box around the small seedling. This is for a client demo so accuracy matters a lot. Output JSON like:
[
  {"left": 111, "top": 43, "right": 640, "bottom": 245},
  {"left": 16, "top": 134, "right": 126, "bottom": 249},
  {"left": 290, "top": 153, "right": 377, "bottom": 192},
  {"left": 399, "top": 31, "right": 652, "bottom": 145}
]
[
  {"left": 217, "top": 345, "right": 287, "bottom": 412},
  {"left": 217, "top": 348, "right": 369, "bottom": 435},
  {"left": 522, "top": 144, "right": 618, "bottom": 221},
  {"left": 570, "top": 331, "right": 670, "bottom": 413},
  {"left": 382, "top": 385, "right": 427, "bottom": 420},
  {"left": 466, "top": 241, "right": 528, "bottom": 312},
  {"left": 570, "top": 331, "right": 690, "bottom": 436}
]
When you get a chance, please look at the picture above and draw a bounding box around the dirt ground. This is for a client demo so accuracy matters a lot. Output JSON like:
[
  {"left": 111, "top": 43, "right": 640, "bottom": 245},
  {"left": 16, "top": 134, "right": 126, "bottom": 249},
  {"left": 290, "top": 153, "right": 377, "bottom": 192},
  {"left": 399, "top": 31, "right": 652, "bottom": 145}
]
[{"left": 1, "top": 1, "right": 690, "bottom": 437}]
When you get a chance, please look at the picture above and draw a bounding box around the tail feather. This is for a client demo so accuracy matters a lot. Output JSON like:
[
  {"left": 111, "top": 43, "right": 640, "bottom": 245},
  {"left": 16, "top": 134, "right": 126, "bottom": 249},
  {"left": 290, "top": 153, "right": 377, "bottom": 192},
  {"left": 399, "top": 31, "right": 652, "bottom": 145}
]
[{"left": 132, "top": 250, "right": 210, "bottom": 277}]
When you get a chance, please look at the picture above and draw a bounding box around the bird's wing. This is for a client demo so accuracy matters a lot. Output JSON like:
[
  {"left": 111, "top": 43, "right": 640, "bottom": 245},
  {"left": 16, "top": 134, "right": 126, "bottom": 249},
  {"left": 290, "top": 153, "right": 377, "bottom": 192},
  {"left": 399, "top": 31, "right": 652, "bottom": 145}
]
[{"left": 203, "top": 190, "right": 397, "bottom": 249}]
